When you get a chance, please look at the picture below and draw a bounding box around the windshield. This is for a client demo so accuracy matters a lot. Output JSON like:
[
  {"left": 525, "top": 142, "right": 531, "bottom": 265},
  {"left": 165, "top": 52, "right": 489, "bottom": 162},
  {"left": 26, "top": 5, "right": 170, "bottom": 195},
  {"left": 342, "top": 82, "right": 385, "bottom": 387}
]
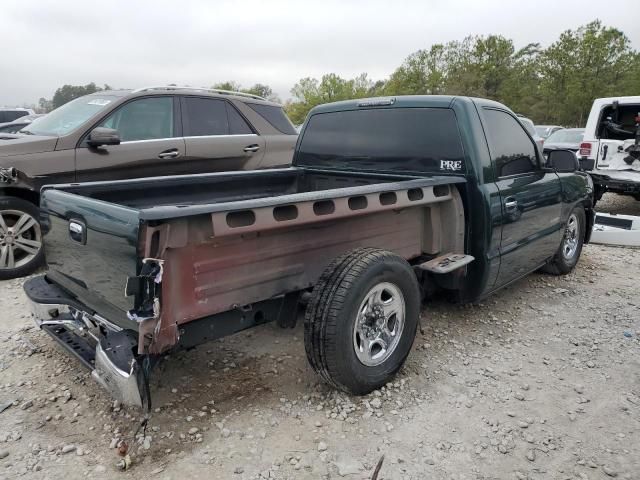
[
  {"left": 535, "top": 126, "right": 552, "bottom": 137},
  {"left": 546, "top": 129, "right": 584, "bottom": 144},
  {"left": 519, "top": 117, "right": 536, "bottom": 136},
  {"left": 22, "top": 95, "right": 117, "bottom": 136}
]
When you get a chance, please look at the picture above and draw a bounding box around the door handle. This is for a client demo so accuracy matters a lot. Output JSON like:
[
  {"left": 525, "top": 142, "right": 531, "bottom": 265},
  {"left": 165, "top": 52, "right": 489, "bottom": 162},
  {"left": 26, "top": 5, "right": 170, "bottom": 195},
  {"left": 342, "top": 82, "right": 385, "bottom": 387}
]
[
  {"left": 504, "top": 199, "right": 518, "bottom": 210},
  {"left": 69, "top": 220, "right": 87, "bottom": 245},
  {"left": 158, "top": 148, "right": 180, "bottom": 159},
  {"left": 243, "top": 144, "right": 260, "bottom": 153}
]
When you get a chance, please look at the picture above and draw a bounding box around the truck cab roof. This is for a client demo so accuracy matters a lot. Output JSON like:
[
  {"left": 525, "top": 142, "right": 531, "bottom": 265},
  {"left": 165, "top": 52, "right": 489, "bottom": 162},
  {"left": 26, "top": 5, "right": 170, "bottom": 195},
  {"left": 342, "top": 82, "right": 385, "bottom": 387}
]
[{"left": 308, "top": 95, "right": 511, "bottom": 115}]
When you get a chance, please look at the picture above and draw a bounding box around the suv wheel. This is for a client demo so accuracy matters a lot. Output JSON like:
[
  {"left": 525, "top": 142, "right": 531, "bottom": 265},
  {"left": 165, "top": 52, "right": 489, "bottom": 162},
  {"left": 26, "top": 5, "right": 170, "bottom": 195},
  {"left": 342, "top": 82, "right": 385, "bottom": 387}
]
[{"left": 0, "top": 196, "right": 44, "bottom": 280}]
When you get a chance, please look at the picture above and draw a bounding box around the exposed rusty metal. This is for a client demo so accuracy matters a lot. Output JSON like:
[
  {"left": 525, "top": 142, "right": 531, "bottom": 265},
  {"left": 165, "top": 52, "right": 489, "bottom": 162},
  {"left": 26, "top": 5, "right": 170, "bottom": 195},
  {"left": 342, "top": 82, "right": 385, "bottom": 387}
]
[{"left": 142, "top": 187, "right": 466, "bottom": 354}]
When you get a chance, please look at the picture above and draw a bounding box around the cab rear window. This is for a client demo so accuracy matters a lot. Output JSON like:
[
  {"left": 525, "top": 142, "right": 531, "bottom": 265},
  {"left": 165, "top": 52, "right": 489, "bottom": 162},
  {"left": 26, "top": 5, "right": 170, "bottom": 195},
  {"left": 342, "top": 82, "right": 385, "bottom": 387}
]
[{"left": 296, "top": 107, "right": 465, "bottom": 174}]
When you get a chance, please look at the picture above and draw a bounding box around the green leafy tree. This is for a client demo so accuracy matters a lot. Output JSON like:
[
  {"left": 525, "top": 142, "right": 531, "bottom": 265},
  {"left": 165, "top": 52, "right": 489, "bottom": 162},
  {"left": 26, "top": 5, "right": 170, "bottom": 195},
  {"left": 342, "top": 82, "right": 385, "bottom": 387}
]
[
  {"left": 51, "top": 82, "right": 102, "bottom": 109},
  {"left": 212, "top": 81, "right": 280, "bottom": 102},
  {"left": 37, "top": 97, "right": 53, "bottom": 113},
  {"left": 244, "top": 83, "right": 280, "bottom": 102},
  {"left": 286, "top": 73, "right": 374, "bottom": 124},
  {"left": 538, "top": 20, "right": 639, "bottom": 125},
  {"left": 212, "top": 81, "right": 243, "bottom": 92}
]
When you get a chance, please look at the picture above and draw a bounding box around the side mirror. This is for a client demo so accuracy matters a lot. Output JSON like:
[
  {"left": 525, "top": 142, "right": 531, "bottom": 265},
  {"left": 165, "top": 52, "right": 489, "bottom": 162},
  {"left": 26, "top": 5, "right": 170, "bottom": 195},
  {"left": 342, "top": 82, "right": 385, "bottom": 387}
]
[
  {"left": 87, "top": 127, "right": 121, "bottom": 147},
  {"left": 547, "top": 149, "right": 579, "bottom": 173}
]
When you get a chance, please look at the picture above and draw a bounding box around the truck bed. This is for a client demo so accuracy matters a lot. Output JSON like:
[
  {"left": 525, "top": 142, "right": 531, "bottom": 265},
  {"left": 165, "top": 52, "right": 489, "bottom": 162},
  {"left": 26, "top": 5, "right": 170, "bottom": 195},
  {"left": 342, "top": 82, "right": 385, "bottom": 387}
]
[
  {"left": 45, "top": 167, "right": 462, "bottom": 218},
  {"left": 41, "top": 167, "right": 466, "bottom": 353}
]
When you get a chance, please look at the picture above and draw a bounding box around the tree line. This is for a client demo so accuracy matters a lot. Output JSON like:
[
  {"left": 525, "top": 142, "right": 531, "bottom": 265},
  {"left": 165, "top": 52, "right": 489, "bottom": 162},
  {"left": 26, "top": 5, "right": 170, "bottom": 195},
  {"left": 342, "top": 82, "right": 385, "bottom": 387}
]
[
  {"left": 38, "top": 20, "right": 639, "bottom": 128},
  {"left": 285, "top": 20, "right": 640, "bottom": 126}
]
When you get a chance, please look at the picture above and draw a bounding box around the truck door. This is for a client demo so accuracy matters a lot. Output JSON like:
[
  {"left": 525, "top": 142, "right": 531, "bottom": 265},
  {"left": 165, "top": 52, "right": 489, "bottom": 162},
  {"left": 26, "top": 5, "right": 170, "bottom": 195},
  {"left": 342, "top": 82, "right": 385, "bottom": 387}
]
[
  {"left": 76, "top": 96, "right": 186, "bottom": 182},
  {"left": 480, "top": 108, "right": 563, "bottom": 287}
]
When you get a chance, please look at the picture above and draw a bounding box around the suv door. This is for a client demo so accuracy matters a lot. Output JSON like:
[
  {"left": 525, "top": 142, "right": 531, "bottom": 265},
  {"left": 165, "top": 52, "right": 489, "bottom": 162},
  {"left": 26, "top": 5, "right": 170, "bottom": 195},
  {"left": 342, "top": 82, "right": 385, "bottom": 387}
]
[
  {"left": 75, "top": 96, "right": 185, "bottom": 181},
  {"left": 481, "top": 108, "right": 563, "bottom": 286},
  {"left": 180, "top": 96, "right": 266, "bottom": 172}
]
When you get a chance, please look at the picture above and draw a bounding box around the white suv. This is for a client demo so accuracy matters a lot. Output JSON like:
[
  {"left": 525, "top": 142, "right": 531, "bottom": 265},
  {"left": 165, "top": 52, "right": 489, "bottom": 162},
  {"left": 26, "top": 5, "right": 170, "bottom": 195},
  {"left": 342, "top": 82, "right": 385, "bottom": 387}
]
[{"left": 580, "top": 96, "right": 640, "bottom": 202}]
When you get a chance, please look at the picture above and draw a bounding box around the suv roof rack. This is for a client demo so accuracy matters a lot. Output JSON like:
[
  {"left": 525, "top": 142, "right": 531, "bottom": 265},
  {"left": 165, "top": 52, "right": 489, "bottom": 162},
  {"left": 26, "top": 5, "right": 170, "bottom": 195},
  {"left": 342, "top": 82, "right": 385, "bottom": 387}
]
[{"left": 131, "top": 85, "right": 266, "bottom": 101}]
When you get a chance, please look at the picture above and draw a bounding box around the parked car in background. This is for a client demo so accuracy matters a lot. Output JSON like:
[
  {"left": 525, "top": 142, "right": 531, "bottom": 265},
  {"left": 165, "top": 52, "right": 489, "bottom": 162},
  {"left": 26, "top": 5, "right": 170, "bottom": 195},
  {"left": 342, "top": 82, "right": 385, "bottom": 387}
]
[
  {"left": 580, "top": 96, "right": 640, "bottom": 202},
  {"left": 0, "top": 86, "right": 298, "bottom": 279},
  {"left": 516, "top": 115, "right": 545, "bottom": 150},
  {"left": 543, "top": 128, "right": 584, "bottom": 157},
  {"left": 0, "top": 107, "right": 35, "bottom": 123},
  {"left": 0, "top": 114, "right": 45, "bottom": 134},
  {"left": 535, "top": 125, "right": 564, "bottom": 140}
]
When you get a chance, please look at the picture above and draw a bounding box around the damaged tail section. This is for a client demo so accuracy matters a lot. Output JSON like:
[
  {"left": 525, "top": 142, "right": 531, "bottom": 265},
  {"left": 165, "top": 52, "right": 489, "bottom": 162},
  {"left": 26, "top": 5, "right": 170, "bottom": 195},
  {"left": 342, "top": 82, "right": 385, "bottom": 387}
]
[
  {"left": 0, "top": 167, "right": 18, "bottom": 184},
  {"left": 125, "top": 258, "right": 164, "bottom": 356}
]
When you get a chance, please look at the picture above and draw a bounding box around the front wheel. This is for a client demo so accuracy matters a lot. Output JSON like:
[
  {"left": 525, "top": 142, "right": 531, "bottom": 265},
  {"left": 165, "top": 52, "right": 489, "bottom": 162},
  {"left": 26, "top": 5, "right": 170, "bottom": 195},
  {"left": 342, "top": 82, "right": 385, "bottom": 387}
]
[
  {"left": 541, "top": 207, "right": 586, "bottom": 276},
  {"left": 304, "top": 247, "right": 421, "bottom": 395},
  {"left": 0, "top": 196, "right": 45, "bottom": 280}
]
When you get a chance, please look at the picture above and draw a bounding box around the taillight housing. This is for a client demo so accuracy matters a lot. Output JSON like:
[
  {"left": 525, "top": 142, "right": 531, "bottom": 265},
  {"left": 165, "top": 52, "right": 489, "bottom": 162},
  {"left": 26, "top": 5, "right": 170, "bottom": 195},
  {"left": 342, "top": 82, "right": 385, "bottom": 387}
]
[{"left": 579, "top": 142, "right": 592, "bottom": 157}]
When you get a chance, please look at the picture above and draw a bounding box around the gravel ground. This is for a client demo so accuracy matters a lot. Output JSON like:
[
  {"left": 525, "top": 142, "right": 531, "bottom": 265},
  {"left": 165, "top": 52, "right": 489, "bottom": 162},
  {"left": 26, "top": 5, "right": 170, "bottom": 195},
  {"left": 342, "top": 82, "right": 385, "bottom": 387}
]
[{"left": 0, "top": 194, "right": 639, "bottom": 480}]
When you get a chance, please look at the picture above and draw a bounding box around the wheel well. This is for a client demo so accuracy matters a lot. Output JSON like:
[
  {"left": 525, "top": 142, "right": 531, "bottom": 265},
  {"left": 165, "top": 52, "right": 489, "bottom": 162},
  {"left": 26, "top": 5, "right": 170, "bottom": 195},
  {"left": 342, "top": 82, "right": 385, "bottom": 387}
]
[
  {"left": 0, "top": 187, "right": 40, "bottom": 206},
  {"left": 583, "top": 203, "right": 594, "bottom": 244}
]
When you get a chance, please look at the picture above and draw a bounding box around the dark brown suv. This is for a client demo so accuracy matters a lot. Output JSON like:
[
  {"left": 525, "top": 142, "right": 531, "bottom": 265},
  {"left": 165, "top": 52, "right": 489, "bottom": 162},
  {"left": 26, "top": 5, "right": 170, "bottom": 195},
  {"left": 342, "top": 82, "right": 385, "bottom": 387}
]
[{"left": 0, "top": 86, "right": 298, "bottom": 279}]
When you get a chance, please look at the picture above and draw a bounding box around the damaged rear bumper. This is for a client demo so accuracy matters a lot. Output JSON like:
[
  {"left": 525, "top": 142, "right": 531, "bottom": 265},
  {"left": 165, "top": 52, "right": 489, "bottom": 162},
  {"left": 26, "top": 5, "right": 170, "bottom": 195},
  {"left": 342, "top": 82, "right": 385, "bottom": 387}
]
[{"left": 24, "top": 275, "right": 144, "bottom": 408}]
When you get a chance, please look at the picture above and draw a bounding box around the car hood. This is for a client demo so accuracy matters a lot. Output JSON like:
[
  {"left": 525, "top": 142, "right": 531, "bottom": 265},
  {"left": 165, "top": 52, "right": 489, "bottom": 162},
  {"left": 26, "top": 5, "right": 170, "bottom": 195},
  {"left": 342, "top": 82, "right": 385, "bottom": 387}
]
[
  {"left": 543, "top": 141, "right": 580, "bottom": 151},
  {"left": 0, "top": 133, "right": 58, "bottom": 158}
]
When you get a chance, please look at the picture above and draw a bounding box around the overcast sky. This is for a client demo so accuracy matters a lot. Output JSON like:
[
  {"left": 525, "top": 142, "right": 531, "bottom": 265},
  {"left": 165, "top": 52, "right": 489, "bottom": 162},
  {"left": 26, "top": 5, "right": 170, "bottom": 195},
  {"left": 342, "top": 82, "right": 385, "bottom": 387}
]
[{"left": 2, "top": 0, "right": 639, "bottom": 107}]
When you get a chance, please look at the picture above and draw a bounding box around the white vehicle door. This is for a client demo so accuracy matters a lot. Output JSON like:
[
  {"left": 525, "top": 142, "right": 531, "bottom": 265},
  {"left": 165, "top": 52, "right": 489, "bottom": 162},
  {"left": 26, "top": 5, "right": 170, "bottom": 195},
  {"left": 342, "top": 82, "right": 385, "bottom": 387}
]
[{"left": 596, "top": 103, "right": 640, "bottom": 172}]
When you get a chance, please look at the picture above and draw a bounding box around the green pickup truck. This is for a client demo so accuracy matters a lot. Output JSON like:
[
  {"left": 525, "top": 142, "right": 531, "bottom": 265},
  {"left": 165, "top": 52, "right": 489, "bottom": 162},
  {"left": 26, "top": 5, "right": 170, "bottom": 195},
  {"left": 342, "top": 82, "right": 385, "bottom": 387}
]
[{"left": 24, "top": 95, "right": 594, "bottom": 409}]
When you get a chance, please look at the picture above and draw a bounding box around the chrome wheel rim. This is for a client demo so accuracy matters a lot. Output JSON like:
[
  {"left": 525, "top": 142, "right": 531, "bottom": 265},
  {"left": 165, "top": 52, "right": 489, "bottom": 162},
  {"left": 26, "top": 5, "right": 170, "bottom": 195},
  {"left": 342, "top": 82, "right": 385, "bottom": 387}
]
[
  {"left": 353, "top": 282, "right": 405, "bottom": 367},
  {"left": 561, "top": 213, "right": 579, "bottom": 260},
  {"left": 0, "top": 209, "right": 42, "bottom": 270}
]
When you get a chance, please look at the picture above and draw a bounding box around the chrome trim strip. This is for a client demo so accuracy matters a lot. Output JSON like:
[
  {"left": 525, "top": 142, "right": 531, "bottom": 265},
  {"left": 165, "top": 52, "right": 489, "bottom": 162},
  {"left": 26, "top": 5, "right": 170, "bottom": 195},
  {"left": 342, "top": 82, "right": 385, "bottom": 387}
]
[{"left": 182, "top": 134, "right": 259, "bottom": 140}]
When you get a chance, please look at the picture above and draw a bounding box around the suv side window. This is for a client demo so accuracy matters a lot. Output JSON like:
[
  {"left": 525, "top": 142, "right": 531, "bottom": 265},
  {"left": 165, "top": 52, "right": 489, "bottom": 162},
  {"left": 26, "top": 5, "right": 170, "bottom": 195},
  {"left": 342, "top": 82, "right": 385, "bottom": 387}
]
[
  {"left": 100, "top": 97, "right": 174, "bottom": 142},
  {"left": 183, "top": 97, "right": 254, "bottom": 136},
  {"left": 227, "top": 103, "right": 254, "bottom": 135},
  {"left": 483, "top": 109, "right": 538, "bottom": 177},
  {"left": 246, "top": 103, "right": 297, "bottom": 135}
]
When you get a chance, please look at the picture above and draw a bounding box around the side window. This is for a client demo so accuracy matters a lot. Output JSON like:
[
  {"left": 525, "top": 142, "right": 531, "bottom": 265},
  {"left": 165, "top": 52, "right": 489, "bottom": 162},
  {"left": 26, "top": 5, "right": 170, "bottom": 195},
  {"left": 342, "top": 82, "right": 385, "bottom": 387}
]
[
  {"left": 183, "top": 97, "right": 228, "bottom": 136},
  {"left": 246, "top": 103, "right": 297, "bottom": 135},
  {"left": 483, "top": 109, "right": 538, "bottom": 177},
  {"left": 227, "top": 103, "right": 253, "bottom": 135},
  {"left": 100, "top": 97, "right": 174, "bottom": 142}
]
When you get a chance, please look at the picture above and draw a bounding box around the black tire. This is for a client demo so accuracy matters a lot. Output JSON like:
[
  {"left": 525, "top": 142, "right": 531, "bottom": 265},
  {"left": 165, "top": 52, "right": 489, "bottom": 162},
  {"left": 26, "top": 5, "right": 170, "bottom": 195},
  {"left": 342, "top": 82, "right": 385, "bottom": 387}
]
[
  {"left": 541, "top": 207, "right": 586, "bottom": 276},
  {"left": 304, "top": 247, "right": 421, "bottom": 395},
  {"left": 0, "top": 196, "right": 45, "bottom": 280}
]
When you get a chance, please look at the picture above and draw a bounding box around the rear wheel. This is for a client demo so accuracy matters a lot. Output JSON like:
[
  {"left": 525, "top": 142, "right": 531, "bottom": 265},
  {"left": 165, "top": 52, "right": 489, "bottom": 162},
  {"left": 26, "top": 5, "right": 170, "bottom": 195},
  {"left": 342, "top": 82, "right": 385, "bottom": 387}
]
[
  {"left": 0, "top": 196, "right": 44, "bottom": 280},
  {"left": 304, "top": 247, "right": 420, "bottom": 395},
  {"left": 542, "top": 207, "right": 585, "bottom": 275}
]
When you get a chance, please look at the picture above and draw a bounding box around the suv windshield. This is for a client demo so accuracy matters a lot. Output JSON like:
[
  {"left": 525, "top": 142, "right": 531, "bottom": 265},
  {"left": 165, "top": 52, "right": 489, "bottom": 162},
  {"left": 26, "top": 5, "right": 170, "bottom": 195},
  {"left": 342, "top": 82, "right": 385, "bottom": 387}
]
[{"left": 23, "top": 95, "right": 117, "bottom": 136}]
